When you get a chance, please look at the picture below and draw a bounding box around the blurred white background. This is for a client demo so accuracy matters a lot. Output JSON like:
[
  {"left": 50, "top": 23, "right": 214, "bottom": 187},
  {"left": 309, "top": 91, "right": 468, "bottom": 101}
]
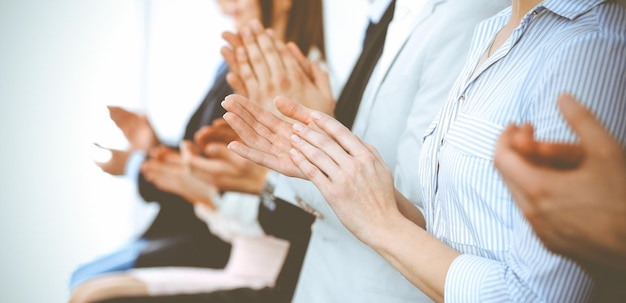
[{"left": 0, "top": 0, "right": 368, "bottom": 302}]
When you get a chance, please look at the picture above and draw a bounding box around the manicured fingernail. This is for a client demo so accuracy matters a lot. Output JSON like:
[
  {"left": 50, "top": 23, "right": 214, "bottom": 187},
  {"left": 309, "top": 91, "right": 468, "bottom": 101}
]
[
  {"left": 289, "top": 148, "right": 299, "bottom": 157},
  {"left": 293, "top": 123, "right": 304, "bottom": 132},
  {"left": 291, "top": 134, "right": 301, "bottom": 143},
  {"left": 311, "top": 112, "right": 321, "bottom": 120}
]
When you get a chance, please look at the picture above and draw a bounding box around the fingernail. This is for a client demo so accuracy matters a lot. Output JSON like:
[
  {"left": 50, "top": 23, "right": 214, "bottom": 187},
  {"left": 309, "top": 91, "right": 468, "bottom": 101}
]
[
  {"left": 558, "top": 93, "right": 579, "bottom": 114},
  {"left": 293, "top": 123, "right": 304, "bottom": 132},
  {"left": 237, "top": 47, "right": 245, "bottom": 57},
  {"left": 251, "top": 20, "right": 262, "bottom": 31},
  {"left": 243, "top": 28, "right": 252, "bottom": 38},
  {"left": 311, "top": 112, "right": 321, "bottom": 120},
  {"left": 291, "top": 134, "right": 301, "bottom": 143},
  {"left": 289, "top": 148, "right": 299, "bottom": 157}
]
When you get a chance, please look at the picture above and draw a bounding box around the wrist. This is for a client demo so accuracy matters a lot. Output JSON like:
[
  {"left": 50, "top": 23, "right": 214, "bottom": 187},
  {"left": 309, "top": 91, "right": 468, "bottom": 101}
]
[{"left": 363, "top": 209, "right": 411, "bottom": 253}]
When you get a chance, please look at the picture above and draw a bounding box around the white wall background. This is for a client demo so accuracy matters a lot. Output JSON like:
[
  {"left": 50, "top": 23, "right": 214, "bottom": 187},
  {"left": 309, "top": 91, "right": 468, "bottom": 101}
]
[{"left": 0, "top": 0, "right": 368, "bottom": 302}]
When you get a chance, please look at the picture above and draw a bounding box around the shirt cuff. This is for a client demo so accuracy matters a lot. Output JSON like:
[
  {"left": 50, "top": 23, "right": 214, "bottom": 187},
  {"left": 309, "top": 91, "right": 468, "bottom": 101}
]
[
  {"left": 124, "top": 151, "right": 146, "bottom": 181},
  {"left": 266, "top": 171, "right": 297, "bottom": 205},
  {"left": 444, "top": 254, "right": 506, "bottom": 303}
]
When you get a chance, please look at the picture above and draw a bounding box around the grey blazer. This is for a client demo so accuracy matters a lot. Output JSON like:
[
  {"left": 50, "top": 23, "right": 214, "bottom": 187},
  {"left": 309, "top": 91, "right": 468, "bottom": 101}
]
[{"left": 275, "top": 0, "right": 510, "bottom": 302}]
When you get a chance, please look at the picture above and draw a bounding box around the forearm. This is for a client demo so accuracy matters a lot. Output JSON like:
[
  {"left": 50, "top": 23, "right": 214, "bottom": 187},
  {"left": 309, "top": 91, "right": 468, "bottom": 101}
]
[
  {"left": 395, "top": 189, "right": 426, "bottom": 229},
  {"left": 368, "top": 211, "right": 459, "bottom": 303}
]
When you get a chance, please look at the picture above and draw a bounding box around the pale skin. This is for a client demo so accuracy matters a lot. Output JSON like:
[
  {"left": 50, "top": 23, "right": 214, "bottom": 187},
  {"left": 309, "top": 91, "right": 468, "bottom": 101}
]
[
  {"left": 494, "top": 94, "right": 626, "bottom": 273},
  {"left": 222, "top": 2, "right": 561, "bottom": 301},
  {"left": 223, "top": 94, "right": 455, "bottom": 302},
  {"left": 190, "top": 120, "right": 269, "bottom": 195},
  {"left": 73, "top": 1, "right": 295, "bottom": 302},
  {"left": 221, "top": 19, "right": 335, "bottom": 117},
  {"left": 95, "top": 106, "right": 159, "bottom": 175},
  {"left": 182, "top": 16, "right": 335, "bottom": 194}
]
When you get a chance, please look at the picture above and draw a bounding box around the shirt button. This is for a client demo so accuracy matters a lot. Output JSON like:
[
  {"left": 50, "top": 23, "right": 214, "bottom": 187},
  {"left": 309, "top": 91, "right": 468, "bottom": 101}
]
[
  {"left": 459, "top": 95, "right": 465, "bottom": 102},
  {"left": 440, "top": 138, "right": 445, "bottom": 146}
]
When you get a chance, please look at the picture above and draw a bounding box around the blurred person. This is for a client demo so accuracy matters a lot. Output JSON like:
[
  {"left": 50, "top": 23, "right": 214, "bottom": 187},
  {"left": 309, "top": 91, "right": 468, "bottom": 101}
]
[
  {"left": 91, "top": 0, "right": 509, "bottom": 302},
  {"left": 69, "top": 0, "right": 325, "bottom": 299},
  {"left": 223, "top": 0, "right": 626, "bottom": 302},
  {"left": 495, "top": 94, "right": 626, "bottom": 302},
  {"left": 218, "top": 0, "right": 509, "bottom": 302}
]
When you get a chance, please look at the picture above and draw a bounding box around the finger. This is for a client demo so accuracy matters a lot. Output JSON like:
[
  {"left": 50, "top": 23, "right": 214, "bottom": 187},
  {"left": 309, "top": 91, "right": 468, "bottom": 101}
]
[
  {"left": 226, "top": 72, "right": 248, "bottom": 97},
  {"left": 289, "top": 147, "right": 332, "bottom": 188},
  {"left": 222, "top": 31, "right": 243, "bottom": 51},
  {"left": 107, "top": 106, "right": 135, "bottom": 127},
  {"left": 195, "top": 122, "right": 239, "bottom": 147},
  {"left": 511, "top": 122, "right": 583, "bottom": 169},
  {"left": 494, "top": 124, "right": 542, "bottom": 213},
  {"left": 356, "top": 135, "right": 385, "bottom": 165},
  {"left": 204, "top": 143, "right": 241, "bottom": 162},
  {"left": 558, "top": 93, "right": 617, "bottom": 154},
  {"left": 161, "top": 151, "right": 182, "bottom": 165},
  {"left": 222, "top": 110, "right": 278, "bottom": 158},
  {"left": 221, "top": 46, "right": 239, "bottom": 75},
  {"left": 212, "top": 118, "right": 229, "bottom": 128},
  {"left": 251, "top": 21, "right": 285, "bottom": 79},
  {"left": 311, "top": 61, "right": 334, "bottom": 101},
  {"left": 223, "top": 94, "right": 293, "bottom": 141},
  {"left": 533, "top": 142, "right": 584, "bottom": 169},
  {"left": 309, "top": 110, "right": 370, "bottom": 159},
  {"left": 236, "top": 47, "right": 259, "bottom": 98},
  {"left": 510, "top": 123, "right": 537, "bottom": 158},
  {"left": 273, "top": 38, "right": 309, "bottom": 87},
  {"left": 227, "top": 141, "right": 291, "bottom": 176},
  {"left": 275, "top": 96, "right": 315, "bottom": 124},
  {"left": 193, "top": 126, "right": 213, "bottom": 148},
  {"left": 286, "top": 42, "right": 313, "bottom": 78},
  {"left": 291, "top": 123, "right": 350, "bottom": 174},
  {"left": 189, "top": 151, "right": 238, "bottom": 176},
  {"left": 241, "top": 25, "right": 272, "bottom": 84}
]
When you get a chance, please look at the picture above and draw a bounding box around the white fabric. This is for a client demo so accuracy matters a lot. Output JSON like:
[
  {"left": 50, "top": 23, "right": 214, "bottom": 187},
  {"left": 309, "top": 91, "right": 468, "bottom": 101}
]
[
  {"left": 130, "top": 235, "right": 290, "bottom": 295},
  {"left": 193, "top": 192, "right": 264, "bottom": 243},
  {"left": 368, "top": 0, "right": 393, "bottom": 23},
  {"left": 269, "top": 0, "right": 511, "bottom": 302}
]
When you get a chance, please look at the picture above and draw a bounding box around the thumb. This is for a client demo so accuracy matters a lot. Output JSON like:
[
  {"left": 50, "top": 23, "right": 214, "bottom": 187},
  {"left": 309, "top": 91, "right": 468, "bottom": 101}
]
[
  {"left": 558, "top": 94, "right": 614, "bottom": 153},
  {"left": 204, "top": 143, "right": 231, "bottom": 160},
  {"left": 275, "top": 96, "right": 314, "bottom": 124}
]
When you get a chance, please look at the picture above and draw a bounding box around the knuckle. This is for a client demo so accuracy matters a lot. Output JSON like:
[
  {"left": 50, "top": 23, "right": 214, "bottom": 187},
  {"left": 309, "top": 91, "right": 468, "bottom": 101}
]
[
  {"left": 279, "top": 76, "right": 292, "bottom": 91},
  {"left": 264, "top": 83, "right": 275, "bottom": 95}
]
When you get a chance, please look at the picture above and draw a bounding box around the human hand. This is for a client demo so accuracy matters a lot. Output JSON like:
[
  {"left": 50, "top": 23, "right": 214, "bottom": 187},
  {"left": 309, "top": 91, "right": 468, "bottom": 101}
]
[
  {"left": 494, "top": 94, "right": 626, "bottom": 270},
  {"left": 286, "top": 108, "right": 400, "bottom": 244},
  {"left": 107, "top": 106, "right": 159, "bottom": 152},
  {"left": 184, "top": 140, "right": 269, "bottom": 195},
  {"left": 94, "top": 144, "right": 131, "bottom": 176},
  {"left": 221, "top": 20, "right": 335, "bottom": 117},
  {"left": 222, "top": 94, "right": 319, "bottom": 178},
  {"left": 194, "top": 119, "right": 241, "bottom": 153},
  {"left": 142, "top": 146, "right": 217, "bottom": 208}
]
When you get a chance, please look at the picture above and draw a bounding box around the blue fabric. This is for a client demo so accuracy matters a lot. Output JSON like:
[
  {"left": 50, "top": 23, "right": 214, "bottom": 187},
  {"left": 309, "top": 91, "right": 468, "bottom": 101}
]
[
  {"left": 418, "top": 1, "right": 625, "bottom": 302},
  {"left": 69, "top": 239, "right": 149, "bottom": 289}
]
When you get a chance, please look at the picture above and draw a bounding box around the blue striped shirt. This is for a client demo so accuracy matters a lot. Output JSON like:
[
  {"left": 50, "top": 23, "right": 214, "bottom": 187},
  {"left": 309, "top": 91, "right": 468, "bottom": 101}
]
[{"left": 418, "top": 1, "right": 626, "bottom": 302}]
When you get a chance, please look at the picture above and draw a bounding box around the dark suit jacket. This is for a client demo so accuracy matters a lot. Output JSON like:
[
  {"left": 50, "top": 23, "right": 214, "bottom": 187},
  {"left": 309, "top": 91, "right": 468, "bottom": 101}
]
[{"left": 134, "top": 63, "right": 234, "bottom": 268}]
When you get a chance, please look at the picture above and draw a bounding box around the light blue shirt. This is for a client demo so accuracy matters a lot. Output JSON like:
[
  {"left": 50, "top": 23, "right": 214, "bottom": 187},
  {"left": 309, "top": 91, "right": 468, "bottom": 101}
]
[{"left": 419, "top": 1, "right": 625, "bottom": 302}]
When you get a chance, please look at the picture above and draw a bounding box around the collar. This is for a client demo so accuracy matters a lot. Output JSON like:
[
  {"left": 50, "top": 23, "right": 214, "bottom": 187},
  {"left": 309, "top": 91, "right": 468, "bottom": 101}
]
[
  {"left": 396, "top": 0, "right": 431, "bottom": 17},
  {"left": 541, "top": 0, "right": 606, "bottom": 20},
  {"left": 368, "top": 0, "right": 393, "bottom": 23}
]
